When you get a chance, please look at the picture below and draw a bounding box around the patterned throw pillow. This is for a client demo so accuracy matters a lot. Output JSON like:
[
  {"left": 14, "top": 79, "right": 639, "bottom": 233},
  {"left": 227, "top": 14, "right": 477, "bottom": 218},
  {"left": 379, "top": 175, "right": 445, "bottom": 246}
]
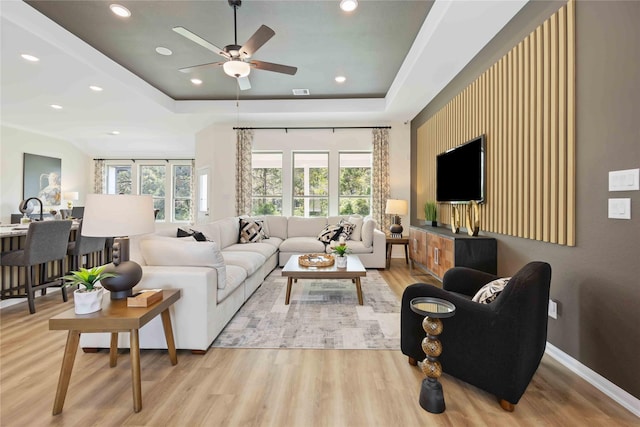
[
  {"left": 239, "top": 218, "right": 265, "bottom": 243},
  {"left": 339, "top": 220, "right": 355, "bottom": 240},
  {"left": 317, "top": 224, "right": 343, "bottom": 243},
  {"left": 472, "top": 277, "right": 511, "bottom": 304},
  {"left": 176, "top": 228, "right": 207, "bottom": 241}
]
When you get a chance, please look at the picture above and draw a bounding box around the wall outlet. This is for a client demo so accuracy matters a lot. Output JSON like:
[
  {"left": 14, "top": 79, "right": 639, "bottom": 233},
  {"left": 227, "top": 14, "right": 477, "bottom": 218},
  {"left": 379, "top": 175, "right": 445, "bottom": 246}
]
[{"left": 548, "top": 299, "right": 558, "bottom": 319}]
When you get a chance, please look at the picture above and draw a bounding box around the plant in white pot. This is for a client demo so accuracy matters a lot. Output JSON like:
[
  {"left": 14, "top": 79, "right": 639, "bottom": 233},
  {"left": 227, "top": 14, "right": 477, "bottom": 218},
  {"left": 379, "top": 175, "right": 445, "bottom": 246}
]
[
  {"left": 331, "top": 241, "right": 352, "bottom": 268},
  {"left": 63, "top": 266, "right": 117, "bottom": 314}
]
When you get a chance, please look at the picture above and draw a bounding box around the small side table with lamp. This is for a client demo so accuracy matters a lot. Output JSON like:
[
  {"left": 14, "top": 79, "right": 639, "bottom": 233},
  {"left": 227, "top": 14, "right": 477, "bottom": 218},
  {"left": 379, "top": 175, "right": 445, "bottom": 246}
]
[{"left": 385, "top": 199, "right": 408, "bottom": 238}]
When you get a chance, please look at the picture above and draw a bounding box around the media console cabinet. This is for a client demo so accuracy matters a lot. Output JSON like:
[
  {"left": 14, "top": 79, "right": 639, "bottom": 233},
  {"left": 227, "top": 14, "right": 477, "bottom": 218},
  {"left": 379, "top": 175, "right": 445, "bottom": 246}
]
[{"left": 409, "top": 225, "right": 497, "bottom": 281}]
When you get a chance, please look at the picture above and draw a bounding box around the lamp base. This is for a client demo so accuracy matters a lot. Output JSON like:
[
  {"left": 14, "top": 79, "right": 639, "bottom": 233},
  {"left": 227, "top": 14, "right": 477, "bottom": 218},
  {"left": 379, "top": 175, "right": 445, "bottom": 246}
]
[
  {"left": 102, "top": 261, "right": 142, "bottom": 300},
  {"left": 390, "top": 223, "right": 403, "bottom": 236}
]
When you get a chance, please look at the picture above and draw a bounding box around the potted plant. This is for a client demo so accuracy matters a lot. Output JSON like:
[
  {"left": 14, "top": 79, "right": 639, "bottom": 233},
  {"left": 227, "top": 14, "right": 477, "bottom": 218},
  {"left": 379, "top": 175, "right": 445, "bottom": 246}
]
[
  {"left": 424, "top": 201, "right": 438, "bottom": 227},
  {"left": 332, "top": 242, "right": 352, "bottom": 268},
  {"left": 63, "top": 266, "right": 117, "bottom": 314}
]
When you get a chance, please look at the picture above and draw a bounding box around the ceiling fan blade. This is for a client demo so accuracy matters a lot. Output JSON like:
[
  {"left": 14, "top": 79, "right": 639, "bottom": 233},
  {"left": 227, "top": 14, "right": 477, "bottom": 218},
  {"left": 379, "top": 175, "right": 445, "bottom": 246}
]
[
  {"left": 240, "top": 25, "right": 275, "bottom": 58},
  {"left": 173, "top": 26, "right": 229, "bottom": 59},
  {"left": 251, "top": 60, "right": 298, "bottom": 76},
  {"left": 237, "top": 76, "right": 251, "bottom": 91},
  {"left": 178, "top": 62, "right": 225, "bottom": 73}
]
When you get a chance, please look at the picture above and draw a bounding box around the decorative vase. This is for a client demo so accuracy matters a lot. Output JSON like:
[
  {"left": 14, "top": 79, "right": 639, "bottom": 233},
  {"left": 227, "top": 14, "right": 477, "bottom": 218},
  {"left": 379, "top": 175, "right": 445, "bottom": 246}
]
[
  {"left": 73, "top": 286, "right": 104, "bottom": 314},
  {"left": 430, "top": 221, "right": 437, "bottom": 227},
  {"left": 336, "top": 256, "right": 347, "bottom": 269}
]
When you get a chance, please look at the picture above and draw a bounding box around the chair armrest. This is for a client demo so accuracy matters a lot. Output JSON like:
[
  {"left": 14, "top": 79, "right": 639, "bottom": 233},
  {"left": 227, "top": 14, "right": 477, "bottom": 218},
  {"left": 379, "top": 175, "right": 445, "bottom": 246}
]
[{"left": 442, "top": 267, "right": 498, "bottom": 297}]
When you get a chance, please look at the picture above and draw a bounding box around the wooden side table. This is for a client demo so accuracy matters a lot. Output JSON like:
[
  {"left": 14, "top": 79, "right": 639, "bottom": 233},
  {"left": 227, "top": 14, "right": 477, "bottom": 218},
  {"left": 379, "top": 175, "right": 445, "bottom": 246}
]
[
  {"left": 386, "top": 236, "right": 409, "bottom": 269},
  {"left": 49, "top": 289, "right": 181, "bottom": 415}
]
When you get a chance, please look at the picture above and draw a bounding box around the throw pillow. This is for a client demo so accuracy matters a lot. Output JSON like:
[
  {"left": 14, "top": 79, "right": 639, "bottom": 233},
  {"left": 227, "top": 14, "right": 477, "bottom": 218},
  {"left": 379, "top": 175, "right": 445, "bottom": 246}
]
[
  {"left": 361, "top": 218, "right": 376, "bottom": 248},
  {"left": 348, "top": 215, "right": 364, "bottom": 241},
  {"left": 177, "top": 227, "right": 193, "bottom": 238},
  {"left": 176, "top": 227, "right": 207, "bottom": 241},
  {"left": 239, "top": 218, "right": 265, "bottom": 243},
  {"left": 318, "top": 224, "right": 343, "bottom": 243},
  {"left": 339, "top": 220, "right": 355, "bottom": 240},
  {"left": 472, "top": 277, "right": 511, "bottom": 304}
]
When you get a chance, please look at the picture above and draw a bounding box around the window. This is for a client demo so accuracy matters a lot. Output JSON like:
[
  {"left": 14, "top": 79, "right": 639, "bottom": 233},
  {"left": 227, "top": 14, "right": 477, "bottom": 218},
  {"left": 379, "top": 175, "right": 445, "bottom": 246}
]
[
  {"left": 103, "top": 160, "right": 192, "bottom": 222},
  {"left": 293, "top": 152, "right": 328, "bottom": 217},
  {"left": 252, "top": 152, "right": 283, "bottom": 215},
  {"left": 106, "top": 165, "right": 132, "bottom": 195},
  {"left": 339, "top": 152, "right": 372, "bottom": 216}
]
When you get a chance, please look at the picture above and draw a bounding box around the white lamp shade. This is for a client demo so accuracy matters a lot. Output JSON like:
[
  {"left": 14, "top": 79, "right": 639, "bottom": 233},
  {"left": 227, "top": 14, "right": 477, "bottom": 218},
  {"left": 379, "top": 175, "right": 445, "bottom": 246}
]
[
  {"left": 385, "top": 199, "right": 408, "bottom": 215},
  {"left": 81, "top": 194, "right": 155, "bottom": 237},
  {"left": 63, "top": 191, "right": 79, "bottom": 201},
  {"left": 223, "top": 60, "right": 251, "bottom": 78}
]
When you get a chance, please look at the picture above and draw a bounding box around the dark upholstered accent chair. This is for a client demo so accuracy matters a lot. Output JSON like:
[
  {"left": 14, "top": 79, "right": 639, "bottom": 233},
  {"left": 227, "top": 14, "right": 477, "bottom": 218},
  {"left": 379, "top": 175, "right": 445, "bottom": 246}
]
[
  {"left": 0, "top": 220, "right": 73, "bottom": 314},
  {"left": 66, "top": 219, "right": 106, "bottom": 271},
  {"left": 401, "top": 262, "right": 552, "bottom": 411}
]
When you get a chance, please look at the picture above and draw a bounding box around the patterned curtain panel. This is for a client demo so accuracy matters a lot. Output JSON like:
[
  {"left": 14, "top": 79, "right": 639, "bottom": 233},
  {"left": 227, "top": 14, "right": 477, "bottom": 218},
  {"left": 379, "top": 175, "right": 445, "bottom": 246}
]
[
  {"left": 93, "top": 159, "right": 105, "bottom": 194},
  {"left": 235, "top": 129, "right": 254, "bottom": 216},
  {"left": 372, "top": 128, "right": 391, "bottom": 233}
]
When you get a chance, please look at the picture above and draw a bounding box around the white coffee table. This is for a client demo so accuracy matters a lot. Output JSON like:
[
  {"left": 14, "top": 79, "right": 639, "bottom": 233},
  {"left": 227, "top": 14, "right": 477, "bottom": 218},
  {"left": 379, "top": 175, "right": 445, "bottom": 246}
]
[{"left": 281, "top": 254, "right": 367, "bottom": 305}]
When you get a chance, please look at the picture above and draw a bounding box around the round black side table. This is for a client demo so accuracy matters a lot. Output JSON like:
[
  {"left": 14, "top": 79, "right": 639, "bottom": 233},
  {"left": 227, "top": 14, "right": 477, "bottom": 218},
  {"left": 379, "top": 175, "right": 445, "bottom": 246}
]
[{"left": 410, "top": 297, "right": 456, "bottom": 414}]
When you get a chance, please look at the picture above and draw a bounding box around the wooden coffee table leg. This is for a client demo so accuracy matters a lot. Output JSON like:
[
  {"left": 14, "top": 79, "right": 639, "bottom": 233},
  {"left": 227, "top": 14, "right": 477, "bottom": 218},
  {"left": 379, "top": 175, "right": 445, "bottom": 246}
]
[
  {"left": 161, "top": 309, "right": 178, "bottom": 365},
  {"left": 129, "top": 329, "right": 142, "bottom": 412},
  {"left": 53, "top": 330, "right": 81, "bottom": 415},
  {"left": 285, "top": 277, "right": 293, "bottom": 305},
  {"left": 109, "top": 333, "right": 118, "bottom": 367},
  {"left": 355, "top": 277, "right": 363, "bottom": 305}
]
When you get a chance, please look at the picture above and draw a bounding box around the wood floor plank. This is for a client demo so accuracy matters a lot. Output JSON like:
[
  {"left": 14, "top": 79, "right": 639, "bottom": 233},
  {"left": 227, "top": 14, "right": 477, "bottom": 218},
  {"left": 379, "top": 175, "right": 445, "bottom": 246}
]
[{"left": 0, "top": 258, "right": 637, "bottom": 426}]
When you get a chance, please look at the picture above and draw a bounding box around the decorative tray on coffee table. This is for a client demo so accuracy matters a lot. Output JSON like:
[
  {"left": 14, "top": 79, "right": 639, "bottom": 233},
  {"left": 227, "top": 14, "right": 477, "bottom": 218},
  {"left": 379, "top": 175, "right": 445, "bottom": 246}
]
[{"left": 298, "top": 253, "right": 335, "bottom": 267}]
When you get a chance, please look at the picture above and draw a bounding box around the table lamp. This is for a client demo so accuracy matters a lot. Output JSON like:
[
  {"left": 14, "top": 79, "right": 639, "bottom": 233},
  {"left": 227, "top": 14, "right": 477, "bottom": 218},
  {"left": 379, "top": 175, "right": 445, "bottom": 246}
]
[
  {"left": 385, "top": 199, "right": 408, "bottom": 237},
  {"left": 63, "top": 192, "right": 79, "bottom": 210},
  {"left": 81, "top": 194, "right": 155, "bottom": 299}
]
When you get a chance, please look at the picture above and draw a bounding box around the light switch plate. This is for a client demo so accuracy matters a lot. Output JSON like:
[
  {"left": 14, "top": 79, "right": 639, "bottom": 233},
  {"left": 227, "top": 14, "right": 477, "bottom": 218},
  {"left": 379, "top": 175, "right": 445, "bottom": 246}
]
[
  {"left": 609, "top": 168, "right": 639, "bottom": 191},
  {"left": 608, "top": 198, "right": 631, "bottom": 219}
]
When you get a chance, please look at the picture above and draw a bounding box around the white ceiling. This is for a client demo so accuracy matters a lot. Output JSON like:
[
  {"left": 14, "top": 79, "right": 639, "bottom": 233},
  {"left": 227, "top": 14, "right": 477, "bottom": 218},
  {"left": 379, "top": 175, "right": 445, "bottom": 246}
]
[{"left": 0, "top": 0, "right": 528, "bottom": 158}]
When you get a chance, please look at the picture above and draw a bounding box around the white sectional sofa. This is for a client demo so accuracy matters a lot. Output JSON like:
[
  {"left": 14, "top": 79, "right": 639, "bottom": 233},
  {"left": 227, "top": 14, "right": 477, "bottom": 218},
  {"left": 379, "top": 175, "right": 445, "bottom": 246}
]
[{"left": 79, "top": 215, "right": 386, "bottom": 353}]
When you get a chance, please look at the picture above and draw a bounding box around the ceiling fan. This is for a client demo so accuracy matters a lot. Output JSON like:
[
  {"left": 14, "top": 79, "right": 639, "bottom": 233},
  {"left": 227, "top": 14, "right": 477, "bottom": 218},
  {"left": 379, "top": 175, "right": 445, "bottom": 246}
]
[{"left": 173, "top": 0, "right": 297, "bottom": 91}]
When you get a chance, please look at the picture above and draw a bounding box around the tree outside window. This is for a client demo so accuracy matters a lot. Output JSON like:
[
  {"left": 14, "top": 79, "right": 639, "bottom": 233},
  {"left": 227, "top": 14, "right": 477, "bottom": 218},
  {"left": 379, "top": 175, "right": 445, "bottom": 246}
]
[
  {"left": 339, "top": 152, "right": 372, "bottom": 216},
  {"left": 293, "top": 152, "right": 328, "bottom": 217},
  {"left": 174, "top": 165, "right": 192, "bottom": 221},
  {"left": 106, "top": 165, "right": 132, "bottom": 195},
  {"left": 252, "top": 152, "right": 282, "bottom": 215},
  {"left": 140, "top": 165, "right": 166, "bottom": 220}
]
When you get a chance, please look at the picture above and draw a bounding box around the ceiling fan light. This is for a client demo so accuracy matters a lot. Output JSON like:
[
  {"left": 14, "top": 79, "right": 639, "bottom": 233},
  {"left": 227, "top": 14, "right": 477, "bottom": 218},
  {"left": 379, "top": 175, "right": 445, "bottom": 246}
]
[
  {"left": 223, "top": 61, "right": 251, "bottom": 78},
  {"left": 340, "top": 0, "right": 358, "bottom": 12}
]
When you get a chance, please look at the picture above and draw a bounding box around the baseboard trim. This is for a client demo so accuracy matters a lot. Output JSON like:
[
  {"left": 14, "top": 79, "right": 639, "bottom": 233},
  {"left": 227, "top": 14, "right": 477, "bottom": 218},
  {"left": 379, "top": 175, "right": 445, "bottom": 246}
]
[{"left": 545, "top": 342, "right": 640, "bottom": 418}]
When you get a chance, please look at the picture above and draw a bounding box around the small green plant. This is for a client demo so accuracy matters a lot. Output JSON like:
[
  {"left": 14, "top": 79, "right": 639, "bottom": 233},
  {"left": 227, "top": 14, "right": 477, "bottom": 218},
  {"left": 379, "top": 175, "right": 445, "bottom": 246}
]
[
  {"left": 332, "top": 243, "right": 352, "bottom": 257},
  {"left": 62, "top": 266, "right": 117, "bottom": 292},
  {"left": 424, "top": 201, "right": 438, "bottom": 223}
]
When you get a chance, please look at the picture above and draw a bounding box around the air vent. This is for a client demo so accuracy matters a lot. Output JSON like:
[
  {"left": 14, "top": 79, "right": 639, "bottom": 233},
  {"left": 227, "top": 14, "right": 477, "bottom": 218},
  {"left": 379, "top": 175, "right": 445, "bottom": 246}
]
[{"left": 292, "top": 88, "right": 310, "bottom": 96}]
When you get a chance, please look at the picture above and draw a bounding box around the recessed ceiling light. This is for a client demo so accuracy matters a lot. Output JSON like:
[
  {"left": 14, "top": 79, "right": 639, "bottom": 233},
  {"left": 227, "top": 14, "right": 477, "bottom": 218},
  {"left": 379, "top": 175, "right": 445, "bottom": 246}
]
[
  {"left": 50, "top": 104, "right": 63, "bottom": 110},
  {"left": 155, "top": 47, "right": 172, "bottom": 56},
  {"left": 110, "top": 4, "right": 131, "bottom": 18},
  {"left": 339, "top": 0, "right": 358, "bottom": 12},
  {"left": 89, "top": 85, "right": 103, "bottom": 92},
  {"left": 335, "top": 76, "right": 347, "bottom": 83},
  {"left": 190, "top": 78, "right": 203, "bottom": 85},
  {"left": 21, "top": 54, "right": 39, "bottom": 62},
  {"left": 110, "top": 131, "right": 120, "bottom": 135}
]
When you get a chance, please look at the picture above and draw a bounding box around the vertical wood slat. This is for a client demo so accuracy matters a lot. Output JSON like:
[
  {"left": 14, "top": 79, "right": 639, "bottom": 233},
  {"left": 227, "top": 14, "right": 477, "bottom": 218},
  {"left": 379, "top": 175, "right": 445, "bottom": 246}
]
[{"left": 414, "top": 1, "right": 574, "bottom": 246}]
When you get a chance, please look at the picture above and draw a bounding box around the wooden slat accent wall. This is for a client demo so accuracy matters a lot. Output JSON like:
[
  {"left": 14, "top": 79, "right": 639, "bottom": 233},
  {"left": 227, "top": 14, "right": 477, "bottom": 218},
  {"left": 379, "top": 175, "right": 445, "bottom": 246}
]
[{"left": 416, "top": 1, "right": 575, "bottom": 246}]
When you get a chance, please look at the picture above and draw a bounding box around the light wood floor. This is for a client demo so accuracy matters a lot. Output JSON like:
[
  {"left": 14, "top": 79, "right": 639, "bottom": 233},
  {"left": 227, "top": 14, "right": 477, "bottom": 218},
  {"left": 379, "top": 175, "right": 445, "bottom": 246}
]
[{"left": 0, "top": 259, "right": 636, "bottom": 426}]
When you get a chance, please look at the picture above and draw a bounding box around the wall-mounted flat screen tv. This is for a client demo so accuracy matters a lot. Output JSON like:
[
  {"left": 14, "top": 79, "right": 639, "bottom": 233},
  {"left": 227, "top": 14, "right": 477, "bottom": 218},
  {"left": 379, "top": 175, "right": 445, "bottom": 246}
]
[{"left": 436, "top": 135, "right": 486, "bottom": 203}]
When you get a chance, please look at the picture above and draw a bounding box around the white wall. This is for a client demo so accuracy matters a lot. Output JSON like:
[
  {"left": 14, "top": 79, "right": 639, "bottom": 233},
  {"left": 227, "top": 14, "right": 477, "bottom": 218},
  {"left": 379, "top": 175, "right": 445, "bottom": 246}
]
[
  {"left": 195, "top": 121, "right": 412, "bottom": 255},
  {"left": 0, "top": 126, "right": 91, "bottom": 224}
]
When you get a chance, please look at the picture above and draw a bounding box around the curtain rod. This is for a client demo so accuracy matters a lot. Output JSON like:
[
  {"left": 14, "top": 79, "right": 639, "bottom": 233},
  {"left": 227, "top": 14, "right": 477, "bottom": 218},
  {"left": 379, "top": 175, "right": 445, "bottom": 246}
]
[
  {"left": 93, "top": 158, "right": 194, "bottom": 162},
  {"left": 233, "top": 126, "right": 391, "bottom": 133}
]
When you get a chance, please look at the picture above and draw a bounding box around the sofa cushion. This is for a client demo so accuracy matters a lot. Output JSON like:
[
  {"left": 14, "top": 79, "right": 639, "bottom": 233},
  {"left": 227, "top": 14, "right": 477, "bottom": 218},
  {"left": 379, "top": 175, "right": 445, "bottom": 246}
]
[
  {"left": 472, "top": 277, "right": 511, "bottom": 304},
  {"left": 279, "top": 236, "right": 326, "bottom": 253},
  {"left": 140, "top": 237, "right": 227, "bottom": 290},
  {"left": 325, "top": 239, "right": 373, "bottom": 255},
  {"left": 239, "top": 218, "right": 266, "bottom": 243},
  {"left": 221, "top": 251, "right": 266, "bottom": 276},
  {"left": 265, "top": 215, "right": 288, "bottom": 240},
  {"left": 217, "top": 264, "right": 247, "bottom": 303},
  {"left": 317, "top": 224, "right": 343, "bottom": 243},
  {"left": 362, "top": 218, "right": 376, "bottom": 248},
  {"left": 190, "top": 222, "right": 221, "bottom": 246},
  {"left": 224, "top": 242, "right": 277, "bottom": 259},
  {"left": 261, "top": 237, "right": 283, "bottom": 249},
  {"left": 348, "top": 215, "right": 364, "bottom": 241},
  {"left": 288, "top": 217, "right": 327, "bottom": 238}
]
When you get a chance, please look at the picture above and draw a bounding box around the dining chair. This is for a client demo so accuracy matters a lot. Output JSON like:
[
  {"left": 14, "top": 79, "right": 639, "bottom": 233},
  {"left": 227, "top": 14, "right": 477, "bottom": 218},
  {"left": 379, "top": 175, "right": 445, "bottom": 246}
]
[{"left": 66, "top": 219, "right": 106, "bottom": 271}]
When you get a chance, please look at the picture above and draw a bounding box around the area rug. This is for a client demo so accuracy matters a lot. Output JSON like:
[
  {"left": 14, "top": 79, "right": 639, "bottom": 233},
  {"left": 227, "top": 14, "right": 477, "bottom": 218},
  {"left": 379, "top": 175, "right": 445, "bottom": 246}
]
[{"left": 211, "top": 268, "right": 400, "bottom": 350}]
